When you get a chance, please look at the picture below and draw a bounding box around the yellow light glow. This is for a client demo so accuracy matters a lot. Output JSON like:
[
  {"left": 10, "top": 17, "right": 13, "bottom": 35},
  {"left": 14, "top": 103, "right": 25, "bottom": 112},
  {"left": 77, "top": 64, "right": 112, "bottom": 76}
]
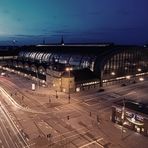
[
  {"left": 139, "top": 77, "right": 144, "bottom": 81},
  {"left": 126, "top": 75, "right": 131, "bottom": 79},
  {"left": 137, "top": 68, "right": 142, "bottom": 72},
  {"left": 66, "top": 67, "right": 73, "bottom": 71},
  {"left": 63, "top": 88, "right": 66, "bottom": 92},
  {"left": 111, "top": 72, "right": 115, "bottom": 76},
  {"left": 76, "top": 87, "right": 80, "bottom": 92}
]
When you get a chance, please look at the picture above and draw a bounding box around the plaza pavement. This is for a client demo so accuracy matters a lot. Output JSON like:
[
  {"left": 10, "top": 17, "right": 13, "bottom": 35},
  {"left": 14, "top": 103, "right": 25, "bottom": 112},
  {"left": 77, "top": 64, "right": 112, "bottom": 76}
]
[{"left": 0, "top": 72, "right": 148, "bottom": 148}]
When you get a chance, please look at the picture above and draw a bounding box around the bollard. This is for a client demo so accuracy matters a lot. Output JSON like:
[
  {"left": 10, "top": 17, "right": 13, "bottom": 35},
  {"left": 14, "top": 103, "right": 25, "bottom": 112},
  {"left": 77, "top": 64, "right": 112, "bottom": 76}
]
[{"left": 67, "top": 116, "right": 70, "bottom": 120}]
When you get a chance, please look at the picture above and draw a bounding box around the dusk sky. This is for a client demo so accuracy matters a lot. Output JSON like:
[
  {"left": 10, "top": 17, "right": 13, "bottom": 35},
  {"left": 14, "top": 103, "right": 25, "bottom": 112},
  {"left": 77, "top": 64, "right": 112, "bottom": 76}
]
[{"left": 0, "top": 0, "right": 148, "bottom": 45}]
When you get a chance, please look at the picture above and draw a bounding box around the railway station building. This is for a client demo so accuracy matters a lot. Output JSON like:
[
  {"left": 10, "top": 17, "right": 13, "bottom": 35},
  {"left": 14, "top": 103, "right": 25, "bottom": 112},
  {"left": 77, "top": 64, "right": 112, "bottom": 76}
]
[{"left": 1, "top": 43, "right": 148, "bottom": 92}]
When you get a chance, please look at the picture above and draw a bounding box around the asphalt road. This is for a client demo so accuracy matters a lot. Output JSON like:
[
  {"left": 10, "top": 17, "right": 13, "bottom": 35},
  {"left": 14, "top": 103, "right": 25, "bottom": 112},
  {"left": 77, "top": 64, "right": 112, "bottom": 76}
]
[
  {"left": 0, "top": 101, "right": 29, "bottom": 148},
  {"left": 0, "top": 73, "right": 148, "bottom": 148}
]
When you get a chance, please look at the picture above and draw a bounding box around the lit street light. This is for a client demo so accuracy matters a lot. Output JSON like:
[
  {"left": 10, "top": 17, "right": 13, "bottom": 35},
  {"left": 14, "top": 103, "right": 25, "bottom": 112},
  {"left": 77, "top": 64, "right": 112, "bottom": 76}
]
[
  {"left": 111, "top": 72, "right": 115, "bottom": 76},
  {"left": 66, "top": 67, "right": 73, "bottom": 103},
  {"left": 126, "top": 75, "right": 131, "bottom": 84},
  {"left": 35, "top": 69, "right": 40, "bottom": 89},
  {"left": 137, "top": 68, "right": 142, "bottom": 72},
  {"left": 121, "top": 98, "right": 126, "bottom": 139},
  {"left": 53, "top": 84, "right": 58, "bottom": 99}
]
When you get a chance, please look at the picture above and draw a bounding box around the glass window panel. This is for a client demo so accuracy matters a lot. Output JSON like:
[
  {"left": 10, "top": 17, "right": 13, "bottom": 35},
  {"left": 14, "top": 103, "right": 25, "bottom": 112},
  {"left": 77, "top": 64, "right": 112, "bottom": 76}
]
[
  {"left": 34, "top": 52, "right": 40, "bottom": 60},
  {"left": 30, "top": 52, "right": 37, "bottom": 60},
  {"left": 42, "top": 53, "right": 52, "bottom": 62},
  {"left": 25, "top": 52, "right": 32, "bottom": 60},
  {"left": 80, "top": 56, "right": 92, "bottom": 68},
  {"left": 18, "top": 51, "right": 24, "bottom": 57},
  {"left": 69, "top": 55, "right": 82, "bottom": 66},
  {"left": 59, "top": 54, "right": 71, "bottom": 64},
  {"left": 49, "top": 53, "right": 60, "bottom": 62}
]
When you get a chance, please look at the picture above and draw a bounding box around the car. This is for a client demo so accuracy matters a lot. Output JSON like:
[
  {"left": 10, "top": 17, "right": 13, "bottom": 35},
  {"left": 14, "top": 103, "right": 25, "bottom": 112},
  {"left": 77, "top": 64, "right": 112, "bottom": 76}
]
[
  {"left": 98, "top": 88, "right": 105, "bottom": 92},
  {"left": 121, "top": 83, "right": 127, "bottom": 86}
]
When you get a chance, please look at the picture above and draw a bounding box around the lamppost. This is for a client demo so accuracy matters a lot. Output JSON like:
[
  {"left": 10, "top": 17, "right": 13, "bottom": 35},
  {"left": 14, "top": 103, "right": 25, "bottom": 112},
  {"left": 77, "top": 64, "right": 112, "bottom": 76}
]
[
  {"left": 110, "top": 71, "right": 116, "bottom": 85},
  {"left": 126, "top": 75, "right": 131, "bottom": 84},
  {"left": 65, "top": 67, "right": 73, "bottom": 103},
  {"left": 53, "top": 83, "right": 58, "bottom": 99},
  {"left": 35, "top": 69, "right": 40, "bottom": 89},
  {"left": 121, "top": 98, "right": 125, "bottom": 139}
]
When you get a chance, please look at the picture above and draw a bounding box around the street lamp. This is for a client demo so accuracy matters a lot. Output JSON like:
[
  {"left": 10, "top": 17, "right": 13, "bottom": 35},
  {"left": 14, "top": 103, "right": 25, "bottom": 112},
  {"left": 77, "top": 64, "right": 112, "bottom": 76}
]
[
  {"left": 121, "top": 98, "right": 126, "bottom": 139},
  {"left": 65, "top": 67, "right": 73, "bottom": 103},
  {"left": 53, "top": 83, "right": 58, "bottom": 99},
  {"left": 137, "top": 68, "right": 142, "bottom": 72},
  {"left": 126, "top": 75, "right": 131, "bottom": 79},
  {"left": 111, "top": 72, "right": 115, "bottom": 76},
  {"left": 126, "top": 75, "right": 131, "bottom": 84},
  {"left": 35, "top": 69, "right": 40, "bottom": 89}
]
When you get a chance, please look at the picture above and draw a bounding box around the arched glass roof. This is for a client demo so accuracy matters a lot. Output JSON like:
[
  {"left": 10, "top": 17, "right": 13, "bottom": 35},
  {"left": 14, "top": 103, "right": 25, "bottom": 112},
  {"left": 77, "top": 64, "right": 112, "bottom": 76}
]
[
  {"left": 18, "top": 51, "right": 24, "bottom": 57},
  {"left": 58, "top": 54, "right": 71, "bottom": 64},
  {"left": 18, "top": 51, "right": 97, "bottom": 70},
  {"left": 36, "top": 52, "right": 44, "bottom": 61},
  {"left": 29, "top": 52, "right": 37, "bottom": 61},
  {"left": 42, "top": 53, "right": 52, "bottom": 62},
  {"left": 69, "top": 55, "right": 83, "bottom": 66},
  {"left": 25, "top": 52, "right": 32, "bottom": 60},
  {"left": 49, "top": 53, "right": 60, "bottom": 62}
]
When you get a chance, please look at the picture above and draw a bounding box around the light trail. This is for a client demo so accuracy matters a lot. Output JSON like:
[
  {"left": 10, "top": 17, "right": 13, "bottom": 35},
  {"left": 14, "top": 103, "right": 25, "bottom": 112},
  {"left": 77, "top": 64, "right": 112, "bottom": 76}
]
[
  {"left": 79, "top": 138, "right": 104, "bottom": 148},
  {"left": 0, "top": 101, "right": 30, "bottom": 148},
  {"left": 0, "top": 113, "right": 16, "bottom": 148},
  {"left": 0, "top": 86, "right": 46, "bottom": 114}
]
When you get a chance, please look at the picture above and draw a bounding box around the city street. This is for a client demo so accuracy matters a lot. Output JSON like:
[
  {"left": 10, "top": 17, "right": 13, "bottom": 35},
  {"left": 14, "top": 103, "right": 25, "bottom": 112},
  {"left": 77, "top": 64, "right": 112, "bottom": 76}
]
[
  {"left": 0, "top": 72, "right": 148, "bottom": 148},
  {"left": 0, "top": 101, "right": 30, "bottom": 148}
]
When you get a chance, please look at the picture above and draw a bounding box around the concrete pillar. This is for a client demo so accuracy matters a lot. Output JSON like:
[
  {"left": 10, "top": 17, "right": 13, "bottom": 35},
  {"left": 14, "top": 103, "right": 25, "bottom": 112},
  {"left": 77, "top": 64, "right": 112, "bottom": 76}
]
[{"left": 100, "top": 70, "right": 103, "bottom": 87}]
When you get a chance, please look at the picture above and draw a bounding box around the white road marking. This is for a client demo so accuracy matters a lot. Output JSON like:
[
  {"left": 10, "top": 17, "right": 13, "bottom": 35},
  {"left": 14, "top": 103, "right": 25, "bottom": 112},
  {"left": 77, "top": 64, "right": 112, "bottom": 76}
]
[
  {"left": 0, "top": 113, "right": 16, "bottom": 148},
  {"left": 0, "top": 103, "right": 30, "bottom": 148},
  {"left": 23, "top": 142, "right": 35, "bottom": 148},
  {"left": 15, "top": 142, "right": 20, "bottom": 148},
  {"left": 55, "top": 107, "right": 60, "bottom": 111},
  {"left": 0, "top": 126, "right": 10, "bottom": 148},
  {"left": 79, "top": 138, "right": 104, "bottom": 148}
]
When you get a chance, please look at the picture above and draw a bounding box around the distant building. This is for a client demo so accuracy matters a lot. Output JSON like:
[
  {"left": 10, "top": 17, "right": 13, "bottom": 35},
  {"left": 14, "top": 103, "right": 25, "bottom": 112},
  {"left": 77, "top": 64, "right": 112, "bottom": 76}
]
[
  {"left": 1, "top": 44, "right": 148, "bottom": 92},
  {"left": 0, "top": 46, "right": 18, "bottom": 67}
]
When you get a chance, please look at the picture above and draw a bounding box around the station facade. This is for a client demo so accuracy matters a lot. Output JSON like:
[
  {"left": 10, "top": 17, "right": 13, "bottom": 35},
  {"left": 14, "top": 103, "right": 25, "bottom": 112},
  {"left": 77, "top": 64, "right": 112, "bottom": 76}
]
[{"left": 4, "top": 44, "right": 148, "bottom": 92}]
